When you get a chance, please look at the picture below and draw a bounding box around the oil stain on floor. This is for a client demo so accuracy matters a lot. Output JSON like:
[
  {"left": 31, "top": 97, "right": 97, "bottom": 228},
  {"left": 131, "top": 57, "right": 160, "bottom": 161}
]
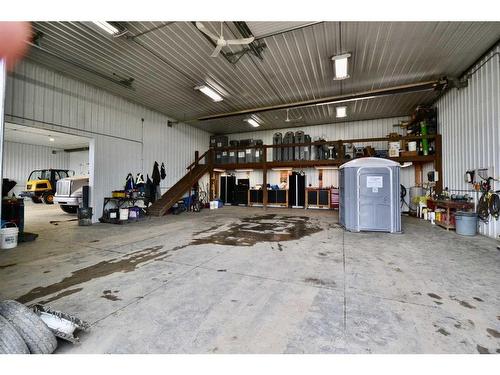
[{"left": 191, "top": 214, "right": 322, "bottom": 247}]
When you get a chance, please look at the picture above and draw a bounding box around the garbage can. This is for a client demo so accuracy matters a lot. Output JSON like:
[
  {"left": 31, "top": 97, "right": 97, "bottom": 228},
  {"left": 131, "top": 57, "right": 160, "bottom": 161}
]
[{"left": 455, "top": 211, "right": 478, "bottom": 236}]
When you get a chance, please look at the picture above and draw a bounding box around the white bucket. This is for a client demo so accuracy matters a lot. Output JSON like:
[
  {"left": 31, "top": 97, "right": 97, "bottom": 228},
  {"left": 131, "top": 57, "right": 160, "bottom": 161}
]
[
  {"left": 408, "top": 141, "right": 417, "bottom": 152},
  {"left": 119, "top": 208, "right": 129, "bottom": 221},
  {"left": 0, "top": 223, "right": 19, "bottom": 250}
]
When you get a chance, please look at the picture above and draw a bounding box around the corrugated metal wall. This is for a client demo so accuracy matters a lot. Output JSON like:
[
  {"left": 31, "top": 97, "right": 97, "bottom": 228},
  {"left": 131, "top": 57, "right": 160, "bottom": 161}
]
[
  {"left": 3, "top": 141, "right": 70, "bottom": 196},
  {"left": 226, "top": 116, "right": 423, "bottom": 194},
  {"left": 4, "top": 60, "right": 211, "bottom": 220},
  {"left": 436, "top": 44, "right": 500, "bottom": 239},
  {"left": 69, "top": 150, "right": 90, "bottom": 176}
]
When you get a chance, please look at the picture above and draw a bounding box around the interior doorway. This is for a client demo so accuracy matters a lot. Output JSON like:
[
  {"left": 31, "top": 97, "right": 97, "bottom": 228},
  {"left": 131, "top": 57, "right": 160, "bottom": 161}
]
[{"left": 2, "top": 122, "right": 93, "bottom": 235}]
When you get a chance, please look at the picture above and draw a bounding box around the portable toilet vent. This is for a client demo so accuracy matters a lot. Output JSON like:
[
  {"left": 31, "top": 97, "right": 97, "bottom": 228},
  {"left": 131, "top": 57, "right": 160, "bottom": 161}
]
[{"left": 339, "top": 157, "right": 401, "bottom": 233}]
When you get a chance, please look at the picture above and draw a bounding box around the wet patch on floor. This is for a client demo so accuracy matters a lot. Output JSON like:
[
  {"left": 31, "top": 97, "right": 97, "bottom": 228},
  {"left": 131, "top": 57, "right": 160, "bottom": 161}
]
[
  {"left": 0, "top": 263, "right": 16, "bottom": 269},
  {"left": 15, "top": 245, "right": 184, "bottom": 304},
  {"left": 472, "top": 297, "right": 484, "bottom": 302},
  {"left": 190, "top": 214, "right": 322, "bottom": 247},
  {"left": 453, "top": 319, "right": 475, "bottom": 330},
  {"left": 39, "top": 287, "right": 83, "bottom": 304},
  {"left": 436, "top": 328, "right": 450, "bottom": 336},
  {"left": 450, "top": 297, "right": 476, "bottom": 309},
  {"left": 193, "top": 224, "right": 222, "bottom": 236},
  {"left": 427, "top": 293, "right": 442, "bottom": 300},
  {"left": 101, "top": 290, "right": 121, "bottom": 301},
  {"left": 477, "top": 345, "right": 489, "bottom": 354},
  {"left": 434, "top": 301, "right": 443, "bottom": 305},
  {"left": 50, "top": 219, "right": 78, "bottom": 225},
  {"left": 43, "top": 270, "right": 51, "bottom": 274},
  {"left": 304, "top": 277, "right": 336, "bottom": 288},
  {"left": 486, "top": 328, "right": 500, "bottom": 338}
]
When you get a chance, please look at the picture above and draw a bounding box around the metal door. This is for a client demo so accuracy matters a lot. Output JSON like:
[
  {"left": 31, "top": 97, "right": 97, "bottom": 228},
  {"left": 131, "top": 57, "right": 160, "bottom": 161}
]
[{"left": 357, "top": 168, "right": 392, "bottom": 231}]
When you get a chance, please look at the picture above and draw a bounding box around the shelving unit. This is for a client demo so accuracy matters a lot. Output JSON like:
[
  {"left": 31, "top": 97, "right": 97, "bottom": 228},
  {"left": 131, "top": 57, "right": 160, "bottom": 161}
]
[{"left": 201, "top": 134, "right": 441, "bottom": 209}]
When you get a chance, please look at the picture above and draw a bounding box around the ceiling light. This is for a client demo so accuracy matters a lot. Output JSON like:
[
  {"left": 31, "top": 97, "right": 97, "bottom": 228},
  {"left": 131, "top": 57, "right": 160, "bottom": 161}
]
[
  {"left": 49, "top": 137, "right": 55, "bottom": 142},
  {"left": 336, "top": 106, "right": 347, "bottom": 118},
  {"left": 244, "top": 118, "right": 260, "bottom": 128},
  {"left": 315, "top": 166, "right": 339, "bottom": 170},
  {"left": 271, "top": 167, "right": 293, "bottom": 171},
  {"left": 195, "top": 85, "right": 223, "bottom": 102},
  {"left": 331, "top": 53, "right": 351, "bottom": 80},
  {"left": 235, "top": 169, "right": 254, "bottom": 172},
  {"left": 92, "top": 21, "right": 120, "bottom": 35}
]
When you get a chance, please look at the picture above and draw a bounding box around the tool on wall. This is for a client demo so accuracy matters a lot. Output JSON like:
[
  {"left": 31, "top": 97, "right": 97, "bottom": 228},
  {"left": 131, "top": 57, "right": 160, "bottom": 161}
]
[
  {"left": 465, "top": 168, "right": 500, "bottom": 223},
  {"left": 160, "top": 163, "right": 166, "bottom": 180}
]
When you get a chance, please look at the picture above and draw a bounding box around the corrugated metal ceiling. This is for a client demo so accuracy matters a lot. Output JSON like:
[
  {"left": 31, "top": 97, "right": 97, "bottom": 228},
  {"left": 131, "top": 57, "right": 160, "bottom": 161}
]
[{"left": 23, "top": 21, "right": 500, "bottom": 134}]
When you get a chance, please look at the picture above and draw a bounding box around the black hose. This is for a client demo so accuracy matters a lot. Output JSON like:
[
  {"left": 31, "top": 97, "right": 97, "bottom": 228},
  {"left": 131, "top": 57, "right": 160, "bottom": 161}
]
[
  {"left": 489, "top": 193, "right": 500, "bottom": 219},
  {"left": 477, "top": 193, "right": 491, "bottom": 222}
]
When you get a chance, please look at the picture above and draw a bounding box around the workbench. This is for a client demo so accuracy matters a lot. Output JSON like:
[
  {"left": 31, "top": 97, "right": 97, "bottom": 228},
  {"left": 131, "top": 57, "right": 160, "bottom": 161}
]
[{"left": 427, "top": 199, "right": 474, "bottom": 230}]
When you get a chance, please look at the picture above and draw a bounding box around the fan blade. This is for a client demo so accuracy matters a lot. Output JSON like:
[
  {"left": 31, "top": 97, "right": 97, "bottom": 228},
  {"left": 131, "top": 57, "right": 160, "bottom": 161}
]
[
  {"left": 195, "top": 21, "right": 219, "bottom": 41},
  {"left": 210, "top": 44, "right": 224, "bottom": 57},
  {"left": 225, "top": 37, "right": 255, "bottom": 45}
]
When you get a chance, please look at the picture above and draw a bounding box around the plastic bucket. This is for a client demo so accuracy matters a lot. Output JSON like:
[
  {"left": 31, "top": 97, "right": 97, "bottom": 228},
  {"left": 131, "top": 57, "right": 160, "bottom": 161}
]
[
  {"left": 408, "top": 141, "right": 417, "bottom": 152},
  {"left": 1, "top": 223, "right": 19, "bottom": 250},
  {"left": 455, "top": 211, "right": 478, "bottom": 236},
  {"left": 119, "top": 208, "right": 129, "bottom": 221}
]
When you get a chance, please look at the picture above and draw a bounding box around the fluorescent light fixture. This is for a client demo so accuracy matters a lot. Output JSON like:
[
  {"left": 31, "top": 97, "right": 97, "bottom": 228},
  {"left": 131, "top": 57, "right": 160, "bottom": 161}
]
[
  {"left": 331, "top": 53, "right": 351, "bottom": 80},
  {"left": 235, "top": 169, "right": 254, "bottom": 172},
  {"left": 93, "top": 21, "right": 120, "bottom": 35},
  {"left": 213, "top": 168, "right": 226, "bottom": 173},
  {"left": 49, "top": 137, "right": 55, "bottom": 142},
  {"left": 195, "top": 85, "right": 223, "bottom": 102},
  {"left": 336, "top": 106, "right": 347, "bottom": 118},
  {"left": 244, "top": 118, "right": 260, "bottom": 128},
  {"left": 315, "top": 166, "right": 339, "bottom": 170},
  {"left": 271, "top": 167, "right": 293, "bottom": 171}
]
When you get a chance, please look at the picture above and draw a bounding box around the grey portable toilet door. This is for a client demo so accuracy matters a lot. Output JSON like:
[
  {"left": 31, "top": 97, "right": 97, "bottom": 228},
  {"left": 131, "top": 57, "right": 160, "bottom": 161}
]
[{"left": 357, "top": 167, "right": 392, "bottom": 231}]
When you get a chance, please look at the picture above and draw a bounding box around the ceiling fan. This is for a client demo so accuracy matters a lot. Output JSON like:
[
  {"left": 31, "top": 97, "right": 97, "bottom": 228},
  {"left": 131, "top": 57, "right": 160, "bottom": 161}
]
[
  {"left": 285, "top": 108, "right": 303, "bottom": 123},
  {"left": 196, "top": 22, "right": 255, "bottom": 57}
]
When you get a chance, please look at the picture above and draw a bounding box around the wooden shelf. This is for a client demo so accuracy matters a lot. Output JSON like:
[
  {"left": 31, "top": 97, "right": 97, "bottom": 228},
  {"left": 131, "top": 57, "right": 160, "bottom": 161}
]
[
  {"left": 214, "top": 155, "right": 436, "bottom": 170},
  {"left": 435, "top": 220, "right": 455, "bottom": 230}
]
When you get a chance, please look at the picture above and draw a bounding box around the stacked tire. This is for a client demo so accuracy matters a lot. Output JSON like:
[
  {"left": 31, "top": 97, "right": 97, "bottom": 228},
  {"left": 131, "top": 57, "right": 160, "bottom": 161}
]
[{"left": 0, "top": 300, "right": 57, "bottom": 354}]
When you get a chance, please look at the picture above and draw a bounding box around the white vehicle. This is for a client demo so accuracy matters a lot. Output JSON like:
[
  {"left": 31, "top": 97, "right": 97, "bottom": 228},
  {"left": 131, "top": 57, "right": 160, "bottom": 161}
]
[{"left": 54, "top": 176, "right": 89, "bottom": 214}]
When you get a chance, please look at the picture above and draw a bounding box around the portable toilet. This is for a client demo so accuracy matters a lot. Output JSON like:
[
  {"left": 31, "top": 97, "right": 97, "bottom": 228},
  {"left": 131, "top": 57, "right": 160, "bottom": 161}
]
[{"left": 339, "top": 157, "right": 401, "bottom": 233}]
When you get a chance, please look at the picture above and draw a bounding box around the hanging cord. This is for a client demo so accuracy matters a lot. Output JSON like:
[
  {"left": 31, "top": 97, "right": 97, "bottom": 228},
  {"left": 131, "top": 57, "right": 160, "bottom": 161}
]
[{"left": 400, "top": 185, "right": 410, "bottom": 211}]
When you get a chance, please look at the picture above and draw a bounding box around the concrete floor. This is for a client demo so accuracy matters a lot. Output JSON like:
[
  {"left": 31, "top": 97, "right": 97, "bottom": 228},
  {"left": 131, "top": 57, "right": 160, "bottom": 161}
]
[{"left": 0, "top": 203, "right": 499, "bottom": 354}]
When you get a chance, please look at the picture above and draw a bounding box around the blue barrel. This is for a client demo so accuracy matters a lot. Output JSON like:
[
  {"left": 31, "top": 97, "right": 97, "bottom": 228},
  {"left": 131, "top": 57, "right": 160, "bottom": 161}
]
[{"left": 455, "top": 211, "right": 478, "bottom": 236}]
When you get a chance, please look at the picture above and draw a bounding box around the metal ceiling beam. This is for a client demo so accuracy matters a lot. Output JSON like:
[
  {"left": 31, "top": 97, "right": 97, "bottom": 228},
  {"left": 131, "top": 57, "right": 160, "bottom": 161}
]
[
  {"left": 254, "top": 22, "right": 324, "bottom": 40},
  {"left": 194, "top": 79, "right": 448, "bottom": 122}
]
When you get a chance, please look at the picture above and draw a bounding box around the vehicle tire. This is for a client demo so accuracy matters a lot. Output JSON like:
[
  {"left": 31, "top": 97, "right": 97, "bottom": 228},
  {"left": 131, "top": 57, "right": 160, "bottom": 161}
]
[
  {"left": 31, "top": 197, "right": 42, "bottom": 204},
  {"left": 0, "top": 315, "right": 30, "bottom": 354},
  {"left": 60, "top": 205, "right": 78, "bottom": 214},
  {"left": 0, "top": 300, "right": 57, "bottom": 354},
  {"left": 42, "top": 193, "right": 54, "bottom": 205}
]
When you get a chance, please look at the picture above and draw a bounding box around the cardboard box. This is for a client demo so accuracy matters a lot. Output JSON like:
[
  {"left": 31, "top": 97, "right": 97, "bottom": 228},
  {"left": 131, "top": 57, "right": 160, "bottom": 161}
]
[{"left": 388, "top": 148, "right": 399, "bottom": 157}]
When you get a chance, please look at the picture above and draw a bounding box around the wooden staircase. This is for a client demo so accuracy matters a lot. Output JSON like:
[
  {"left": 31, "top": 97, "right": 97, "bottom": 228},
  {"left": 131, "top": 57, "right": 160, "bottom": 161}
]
[{"left": 147, "top": 163, "right": 209, "bottom": 217}]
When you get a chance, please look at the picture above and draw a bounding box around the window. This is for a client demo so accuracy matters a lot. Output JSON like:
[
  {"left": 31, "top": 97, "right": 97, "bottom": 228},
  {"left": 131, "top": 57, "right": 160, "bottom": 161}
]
[{"left": 28, "top": 170, "right": 51, "bottom": 181}]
